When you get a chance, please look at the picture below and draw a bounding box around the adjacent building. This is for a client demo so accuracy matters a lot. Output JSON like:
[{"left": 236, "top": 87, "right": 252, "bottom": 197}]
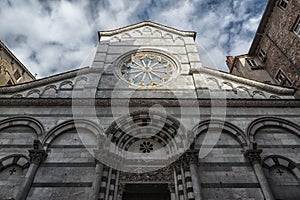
[
  {"left": 227, "top": 0, "right": 300, "bottom": 97},
  {"left": 0, "top": 40, "right": 35, "bottom": 86}
]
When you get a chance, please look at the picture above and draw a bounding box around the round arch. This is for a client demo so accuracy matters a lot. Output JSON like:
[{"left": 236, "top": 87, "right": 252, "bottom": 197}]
[
  {"left": 0, "top": 154, "right": 30, "bottom": 172},
  {"left": 262, "top": 155, "right": 300, "bottom": 180},
  {"left": 105, "top": 110, "right": 187, "bottom": 154},
  {"left": 42, "top": 119, "right": 103, "bottom": 150},
  {"left": 191, "top": 119, "right": 248, "bottom": 149},
  {"left": 0, "top": 116, "right": 44, "bottom": 139},
  {"left": 247, "top": 117, "right": 300, "bottom": 142}
]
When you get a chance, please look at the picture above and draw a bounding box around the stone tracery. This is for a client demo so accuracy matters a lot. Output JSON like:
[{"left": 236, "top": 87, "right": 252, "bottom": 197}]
[{"left": 119, "top": 52, "right": 177, "bottom": 87}]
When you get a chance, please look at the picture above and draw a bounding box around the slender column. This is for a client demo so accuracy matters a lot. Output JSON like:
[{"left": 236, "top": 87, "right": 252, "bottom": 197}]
[
  {"left": 173, "top": 167, "right": 179, "bottom": 200},
  {"left": 16, "top": 140, "right": 47, "bottom": 200},
  {"left": 113, "top": 171, "right": 120, "bottom": 200},
  {"left": 180, "top": 164, "right": 188, "bottom": 200},
  {"left": 187, "top": 153, "right": 202, "bottom": 200},
  {"left": 117, "top": 183, "right": 125, "bottom": 200},
  {"left": 168, "top": 183, "right": 176, "bottom": 200},
  {"left": 105, "top": 168, "right": 113, "bottom": 200},
  {"left": 244, "top": 145, "right": 274, "bottom": 200},
  {"left": 89, "top": 161, "right": 104, "bottom": 200}
]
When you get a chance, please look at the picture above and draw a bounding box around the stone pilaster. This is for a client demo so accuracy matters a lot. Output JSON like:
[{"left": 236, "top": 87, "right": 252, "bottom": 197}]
[{"left": 244, "top": 145, "right": 274, "bottom": 200}]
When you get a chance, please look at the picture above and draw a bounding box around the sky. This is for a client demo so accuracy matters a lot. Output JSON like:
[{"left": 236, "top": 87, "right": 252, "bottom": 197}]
[{"left": 0, "top": 0, "right": 268, "bottom": 78}]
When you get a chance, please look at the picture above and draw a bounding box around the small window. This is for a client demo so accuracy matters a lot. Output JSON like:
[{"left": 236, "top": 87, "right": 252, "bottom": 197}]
[
  {"left": 292, "top": 16, "right": 300, "bottom": 38},
  {"left": 276, "top": 70, "right": 292, "bottom": 87},
  {"left": 278, "top": 0, "right": 289, "bottom": 10},
  {"left": 246, "top": 58, "right": 257, "bottom": 67},
  {"left": 14, "top": 70, "right": 21, "bottom": 80},
  {"left": 258, "top": 49, "right": 266, "bottom": 62}
]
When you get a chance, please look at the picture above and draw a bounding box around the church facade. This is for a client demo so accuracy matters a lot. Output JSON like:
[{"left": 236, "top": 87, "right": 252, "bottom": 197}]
[{"left": 0, "top": 9, "right": 300, "bottom": 200}]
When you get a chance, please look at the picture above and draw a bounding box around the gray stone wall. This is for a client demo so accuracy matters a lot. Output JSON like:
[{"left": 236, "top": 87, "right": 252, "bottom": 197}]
[{"left": 0, "top": 103, "right": 299, "bottom": 199}]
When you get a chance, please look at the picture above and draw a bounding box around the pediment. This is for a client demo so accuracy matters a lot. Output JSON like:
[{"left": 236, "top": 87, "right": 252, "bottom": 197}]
[{"left": 98, "top": 21, "right": 196, "bottom": 42}]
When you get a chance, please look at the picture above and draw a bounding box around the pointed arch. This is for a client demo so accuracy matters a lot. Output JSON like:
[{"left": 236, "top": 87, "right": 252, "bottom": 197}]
[
  {"left": 247, "top": 117, "right": 300, "bottom": 142},
  {"left": 0, "top": 116, "right": 44, "bottom": 139},
  {"left": 42, "top": 119, "right": 103, "bottom": 150}
]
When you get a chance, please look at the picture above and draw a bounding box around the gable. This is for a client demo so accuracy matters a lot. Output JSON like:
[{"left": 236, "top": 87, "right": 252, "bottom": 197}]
[{"left": 98, "top": 21, "right": 196, "bottom": 42}]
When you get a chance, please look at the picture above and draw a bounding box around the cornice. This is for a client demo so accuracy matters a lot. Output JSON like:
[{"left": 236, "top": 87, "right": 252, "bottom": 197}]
[
  {"left": 0, "top": 98, "right": 300, "bottom": 107},
  {"left": 0, "top": 67, "right": 102, "bottom": 94},
  {"left": 191, "top": 67, "right": 295, "bottom": 95},
  {"left": 98, "top": 21, "right": 196, "bottom": 40}
]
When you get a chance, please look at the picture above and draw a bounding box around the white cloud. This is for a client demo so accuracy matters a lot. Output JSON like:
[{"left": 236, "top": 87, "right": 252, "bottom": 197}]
[{"left": 0, "top": 0, "right": 267, "bottom": 77}]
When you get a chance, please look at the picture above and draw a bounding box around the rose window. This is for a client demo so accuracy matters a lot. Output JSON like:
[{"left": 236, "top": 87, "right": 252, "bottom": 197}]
[
  {"left": 119, "top": 52, "right": 176, "bottom": 87},
  {"left": 139, "top": 141, "right": 154, "bottom": 153}
]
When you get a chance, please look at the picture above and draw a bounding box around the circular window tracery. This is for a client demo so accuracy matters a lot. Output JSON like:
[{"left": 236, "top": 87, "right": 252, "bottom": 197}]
[
  {"left": 118, "top": 52, "right": 177, "bottom": 87},
  {"left": 139, "top": 141, "right": 154, "bottom": 153}
]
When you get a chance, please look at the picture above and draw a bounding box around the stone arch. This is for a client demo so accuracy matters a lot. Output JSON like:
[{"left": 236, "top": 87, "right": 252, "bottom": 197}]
[
  {"left": 192, "top": 120, "right": 260, "bottom": 199},
  {"left": 59, "top": 80, "right": 73, "bottom": 90},
  {"left": 42, "top": 119, "right": 102, "bottom": 149},
  {"left": 174, "top": 36, "right": 185, "bottom": 44},
  {"left": 192, "top": 119, "right": 248, "bottom": 149},
  {"left": 30, "top": 120, "right": 101, "bottom": 199},
  {"left": 0, "top": 116, "right": 44, "bottom": 139},
  {"left": 40, "top": 85, "right": 57, "bottom": 97},
  {"left": 0, "top": 154, "right": 30, "bottom": 172},
  {"left": 105, "top": 110, "right": 187, "bottom": 155},
  {"left": 262, "top": 155, "right": 300, "bottom": 179},
  {"left": 247, "top": 117, "right": 300, "bottom": 143},
  {"left": 26, "top": 89, "right": 40, "bottom": 98},
  {"left": 0, "top": 154, "right": 30, "bottom": 199},
  {"left": 262, "top": 155, "right": 300, "bottom": 199}
]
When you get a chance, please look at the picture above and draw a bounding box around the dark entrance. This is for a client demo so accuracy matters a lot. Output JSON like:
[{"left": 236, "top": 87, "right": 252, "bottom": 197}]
[{"left": 122, "top": 183, "right": 170, "bottom": 200}]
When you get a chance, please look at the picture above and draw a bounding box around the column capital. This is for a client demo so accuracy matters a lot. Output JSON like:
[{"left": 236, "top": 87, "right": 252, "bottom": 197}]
[
  {"left": 29, "top": 149, "right": 47, "bottom": 165},
  {"left": 183, "top": 151, "right": 199, "bottom": 165},
  {"left": 244, "top": 148, "right": 262, "bottom": 164},
  {"left": 244, "top": 142, "right": 263, "bottom": 164}
]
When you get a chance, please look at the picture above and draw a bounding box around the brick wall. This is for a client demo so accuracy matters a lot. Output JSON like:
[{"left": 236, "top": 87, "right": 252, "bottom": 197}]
[{"left": 257, "top": 0, "right": 300, "bottom": 88}]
